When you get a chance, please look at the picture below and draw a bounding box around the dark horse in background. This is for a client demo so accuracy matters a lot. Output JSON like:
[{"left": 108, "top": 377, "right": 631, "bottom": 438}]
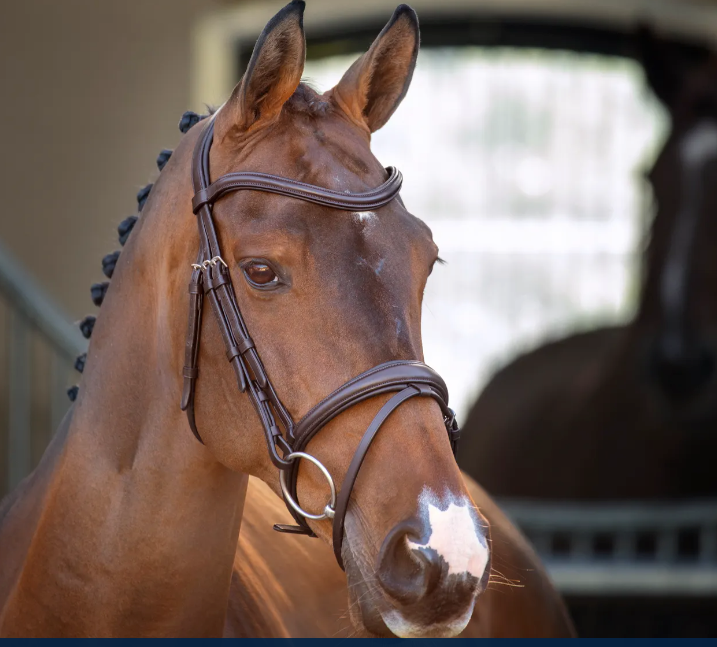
[{"left": 458, "top": 35, "right": 717, "bottom": 500}]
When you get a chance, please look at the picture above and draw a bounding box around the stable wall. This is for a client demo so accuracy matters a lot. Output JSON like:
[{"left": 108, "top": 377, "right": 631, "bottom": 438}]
[{"left": 0, "top": 0, "right": 219, "bottom": 319}]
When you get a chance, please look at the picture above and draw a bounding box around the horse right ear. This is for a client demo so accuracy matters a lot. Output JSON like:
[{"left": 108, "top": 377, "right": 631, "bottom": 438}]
[
  {"left": 330, "top": 5, "right": 420, "bottom": 133},
  {"left": 214, "top": 0, "right": 306, "bottom": 142}
]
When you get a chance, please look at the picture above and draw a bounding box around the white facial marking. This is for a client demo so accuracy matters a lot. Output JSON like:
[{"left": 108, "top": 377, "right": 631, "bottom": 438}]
[
  {"left": 407, "top": 489, "right": 489, "bottom": 579},
  {"left": 680, "top": 121, "right": 717, "bottom": 168},
  {"left": 660, "top": 120, "right": 717, "bottom": 321},
  {"left": 353, "top": 211, "right": 376, "bottom": 224}
]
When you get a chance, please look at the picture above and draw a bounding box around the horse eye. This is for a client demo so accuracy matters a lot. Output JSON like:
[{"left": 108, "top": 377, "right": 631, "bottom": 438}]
[{"left": 243, "top": 262, "right": 278, "bottom": 287}]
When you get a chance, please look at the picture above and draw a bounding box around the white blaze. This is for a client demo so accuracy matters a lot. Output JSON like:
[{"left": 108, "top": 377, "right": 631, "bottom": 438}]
[{"left": 680, "top": 121, "right": 717, "bottom": 168}]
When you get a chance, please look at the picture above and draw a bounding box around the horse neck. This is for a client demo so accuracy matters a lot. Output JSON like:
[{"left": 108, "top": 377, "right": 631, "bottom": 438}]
[{"left": 0, "top": 156, "right": 249, "bottom": 637}]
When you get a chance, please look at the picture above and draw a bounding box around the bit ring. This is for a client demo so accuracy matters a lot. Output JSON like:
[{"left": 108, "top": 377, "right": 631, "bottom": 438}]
[{"left": 279, "top": 452, "right": 336, "bottom": 521}]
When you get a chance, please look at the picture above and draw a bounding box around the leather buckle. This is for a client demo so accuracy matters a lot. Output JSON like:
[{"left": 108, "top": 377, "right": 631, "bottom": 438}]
[
  {"left": 272, "top": 523, "right": 315, "bottom": 536},
  {"left": 445, "top": 407, "right": 458, "bottom": 431},
  {"left": 183, "top": 366, "right": 199, "bottom": 379}
]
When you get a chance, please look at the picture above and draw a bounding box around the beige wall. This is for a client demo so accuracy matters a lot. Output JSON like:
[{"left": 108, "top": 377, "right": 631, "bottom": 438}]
[{"left": 0, "top": 0, "right": 220, "bottom": 320}]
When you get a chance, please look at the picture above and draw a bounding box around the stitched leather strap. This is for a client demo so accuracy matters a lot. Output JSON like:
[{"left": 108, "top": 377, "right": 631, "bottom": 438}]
[
  {"left": 180, "top": 255, "right": 205, "bottom": 444},
  {"left": 187, "top": 119, "right": 295, "bottom": 468},
  {"left": 332, "top": 385, "right": 422, "bottom": 569},
  {"left": 193, "top": 167, "right": 402, "bottom": 214}
]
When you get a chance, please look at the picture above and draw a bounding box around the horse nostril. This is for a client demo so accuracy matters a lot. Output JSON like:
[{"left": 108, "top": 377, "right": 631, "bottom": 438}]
[
  {"left": 650, "top": 336, "right": 715, "bottom": 400},
  {"left": 376, "top": 520, "right": 445, "bottom": 606}
]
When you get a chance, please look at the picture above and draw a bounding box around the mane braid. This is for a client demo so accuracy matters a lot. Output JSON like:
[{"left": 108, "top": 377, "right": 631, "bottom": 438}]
[{"left": 68, "top": 110, "right": 210, "bottom": 401}]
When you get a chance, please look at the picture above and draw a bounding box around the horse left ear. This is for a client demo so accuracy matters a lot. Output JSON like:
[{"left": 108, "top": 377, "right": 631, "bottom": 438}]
[
  {"left": 215, "top": 0, "right": 306, "bottom": 142},
  {"left": 636, "top": 26, "right": 684, "bottom": 109},
  {"left": 331, "top": 5, "right": 419, "bottom": 133}
]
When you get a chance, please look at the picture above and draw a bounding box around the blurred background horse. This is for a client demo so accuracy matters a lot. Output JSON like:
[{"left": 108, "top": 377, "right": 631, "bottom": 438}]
[
  {"left": 459, "top": 38, "right": 717, "bottom": 500},
  {"left": 457, "top": 31, "right": 717, "bottom": 637}
]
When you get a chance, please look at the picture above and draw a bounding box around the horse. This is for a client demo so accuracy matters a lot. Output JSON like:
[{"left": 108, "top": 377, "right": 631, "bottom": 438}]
[
  {"left": 0, "top": 1, "right": 573, "bottom": 637},
  {"left": 457, "top": 36, "right": 717, "bottom": 500}
]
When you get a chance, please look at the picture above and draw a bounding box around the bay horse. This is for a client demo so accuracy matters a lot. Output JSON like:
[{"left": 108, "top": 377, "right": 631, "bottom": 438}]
[
  {"left": 0, "top": 2, "right": 572, "bottom": 637},
  {"left": 457, "top": 38, "right": 717, "bottom": 500}
]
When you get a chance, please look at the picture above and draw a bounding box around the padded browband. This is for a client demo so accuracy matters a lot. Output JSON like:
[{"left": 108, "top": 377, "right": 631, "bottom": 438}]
[{"left": 193, "top": 166, "right": 403, "bottom": 213}]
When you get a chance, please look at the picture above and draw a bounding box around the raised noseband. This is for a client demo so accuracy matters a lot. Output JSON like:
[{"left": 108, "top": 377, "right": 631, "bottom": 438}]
[{"left": 182, "top": 116, "right": 458, "bottom": 569}]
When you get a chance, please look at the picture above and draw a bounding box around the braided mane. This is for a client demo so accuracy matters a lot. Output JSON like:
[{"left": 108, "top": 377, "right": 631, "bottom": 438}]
[{"left": 67, "top": 110, "right": 210, "bottom": 401}]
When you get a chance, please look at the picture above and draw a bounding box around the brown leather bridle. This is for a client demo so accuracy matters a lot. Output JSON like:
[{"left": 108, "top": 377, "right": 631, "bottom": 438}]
[{"left": 182, "top": 117, "right": 460, "bottom": 569}]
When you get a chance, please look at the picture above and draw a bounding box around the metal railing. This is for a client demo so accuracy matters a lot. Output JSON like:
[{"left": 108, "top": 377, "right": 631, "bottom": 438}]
[
  {"left": 0, "top": 239, "right": 86, "bottom": 498},
  {"left": 500, "top": 498, "right": 717, "bottom": 596}
]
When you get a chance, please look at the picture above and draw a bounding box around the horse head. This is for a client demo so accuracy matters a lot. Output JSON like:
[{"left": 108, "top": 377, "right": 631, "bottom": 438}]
[{"left": 640, "top": 33, "right": 717, "bottom": 425}]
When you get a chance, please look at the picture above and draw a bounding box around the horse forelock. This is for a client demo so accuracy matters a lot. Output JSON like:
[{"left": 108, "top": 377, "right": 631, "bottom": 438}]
[{"left": 286, "top": 81, "right": 332, "bottom": 116}]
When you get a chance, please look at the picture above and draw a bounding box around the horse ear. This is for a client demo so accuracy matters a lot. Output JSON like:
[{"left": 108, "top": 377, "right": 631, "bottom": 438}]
[
  {"left": 214, "top": 0, "right": 306, "bottom": 142},
  {"left": 331, "top": 5, "right": 419, "bottom": 133},
  {"left": 636, "top": 26, "right": 687, "bottom": 110}
]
